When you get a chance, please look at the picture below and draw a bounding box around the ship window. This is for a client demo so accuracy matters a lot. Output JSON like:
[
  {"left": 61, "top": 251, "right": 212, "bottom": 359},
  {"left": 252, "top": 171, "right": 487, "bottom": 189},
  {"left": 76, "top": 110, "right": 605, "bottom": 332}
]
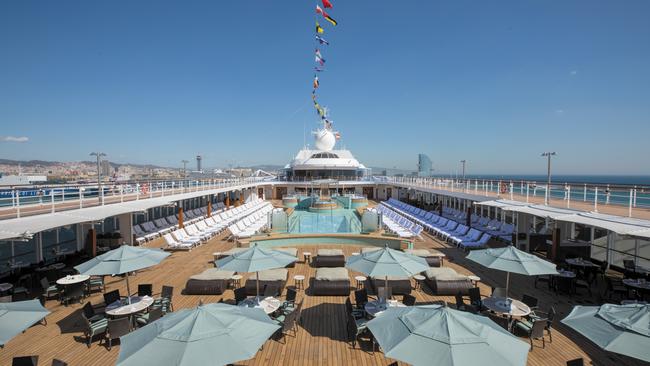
[{"left": 310, "top": 152, "right": 339, "bottom": 159}]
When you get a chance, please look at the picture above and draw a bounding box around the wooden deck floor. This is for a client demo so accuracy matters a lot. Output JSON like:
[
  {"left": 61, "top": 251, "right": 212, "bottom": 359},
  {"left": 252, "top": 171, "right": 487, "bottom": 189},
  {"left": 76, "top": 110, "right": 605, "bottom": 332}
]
[{"left": 1, "top": 232, "right": 646, "bottom": 366}]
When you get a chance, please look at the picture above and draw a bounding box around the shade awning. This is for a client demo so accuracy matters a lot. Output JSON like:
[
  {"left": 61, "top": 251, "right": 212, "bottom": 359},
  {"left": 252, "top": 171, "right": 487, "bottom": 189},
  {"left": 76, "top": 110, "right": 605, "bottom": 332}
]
[
  {"left": 502, "top": 204, "right": 585, "bottom": 220},
  {"left": 554, "top": 212, "right": 650, "bottom": 239},
  {"left": 475, "top": 199, "right": 529, "bottom": 209}
]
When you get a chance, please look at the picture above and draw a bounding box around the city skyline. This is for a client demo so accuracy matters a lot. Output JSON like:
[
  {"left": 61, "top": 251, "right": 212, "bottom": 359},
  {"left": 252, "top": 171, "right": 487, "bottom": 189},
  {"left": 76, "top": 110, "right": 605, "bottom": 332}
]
[{"left": 1, "top": 1, "right": 649, "bottom": 175}]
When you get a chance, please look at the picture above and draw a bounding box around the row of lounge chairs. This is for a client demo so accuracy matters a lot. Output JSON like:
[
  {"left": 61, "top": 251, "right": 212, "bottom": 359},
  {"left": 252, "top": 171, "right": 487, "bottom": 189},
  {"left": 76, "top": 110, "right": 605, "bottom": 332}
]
[
  {"left": 383, "top": 199, "right": 492, "bottom": 250},
  {"left": 441, "top": 206, "right": 515, "bottom": 242},
  {"left": 133, "top": 203, "right": 229, "bottom": 244},
  {"left": 226, "top": 202, "right": 274, "bottom": 240},
  {"left": 370, "top": 205, "right": 423, "bottom": 238}
]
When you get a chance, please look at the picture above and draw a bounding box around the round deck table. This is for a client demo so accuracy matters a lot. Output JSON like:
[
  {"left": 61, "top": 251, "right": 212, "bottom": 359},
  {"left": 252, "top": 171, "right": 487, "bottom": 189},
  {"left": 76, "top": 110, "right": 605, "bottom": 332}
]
[
  {"left": 238, "top": 296, "right": 281, "bottom": 315},
  {"left": 364, "top": 300, "right": 406, "bottom": 317},
  {"left": 106, "top": 296, "right": 155, "bottom": 317},
  {"left": 56, "top": 274, "right": 90, "bottom": 286},
  {"left": 294, "top": 275, "right": 305, "bottom": 290},
  {"left": 482, "top": 297, "right": 531, "bottom": 318}
]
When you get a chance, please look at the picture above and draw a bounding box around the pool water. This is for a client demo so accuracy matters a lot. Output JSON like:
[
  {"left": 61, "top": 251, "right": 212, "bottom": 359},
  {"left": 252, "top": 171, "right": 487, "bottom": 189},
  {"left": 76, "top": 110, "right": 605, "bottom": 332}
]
[{"left": 287, "top": 209, "right": 362, "bottom": 234}]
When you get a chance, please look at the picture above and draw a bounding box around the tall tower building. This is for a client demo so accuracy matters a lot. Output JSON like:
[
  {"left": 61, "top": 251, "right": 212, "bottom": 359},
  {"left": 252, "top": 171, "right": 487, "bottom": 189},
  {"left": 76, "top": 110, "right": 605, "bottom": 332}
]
[
  {"left": 196, "top": 155, "right": 203, "bottom": 173},
  {"left": 417, "top": 154, "right": 433, "bottom": 177}
]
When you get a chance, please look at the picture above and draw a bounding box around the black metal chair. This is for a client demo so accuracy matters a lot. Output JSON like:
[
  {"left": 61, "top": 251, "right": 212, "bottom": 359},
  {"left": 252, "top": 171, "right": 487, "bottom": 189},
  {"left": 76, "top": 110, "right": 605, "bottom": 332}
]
[
  {"left": 354, "top": 288, "right": 368, "bottom": 309},
  {"left": 104, "top": 317, "right": 131, "bottom": 350},
  {"left": 516, "top": 318, "right": 547, "bottom": 351},
  {"left": 534, "top": 275, "right": 552, "bottom": 289},
  {"left": 281, "top": 288, "right": 298, "bottom": 312},
  {"left": 81, "top": 311, "right": 108, "bottom": 347},
  {"left": 12, "top": 356, "right": 38, "bottom": 366},
  {"left": 402, "top": 294, "right": 416, "bottom": 306},
  {"left": 87, "top": 276, "right": 104, "bottom": 293},
  {"left": 82, "top": 301, "right": 105, "bottom": 323},
  {"left": 347, "top": 312, "right": 369, "bottom": 349},
  {"left": 103, "top": 289, "right": 121, "bottom": 306},
  {"left": 605, "top": 277, "right": 628, "bottom": 301},
  {"left": 138, "top": 283, "right": 153, "bottom": 297},
  {"left": 160, "top": 285, "right": 174, "bottom": 312},
  {"left": 274, "top": 307, "right": 299, "bottom": 343},
  {"left": 136, "top": 307, "right": 163, "bottom": 327},
  {"left": 521, "top": 294, "right": 539, "bottom": 310},
  {"left": 263, "top": 284, "right": 279, "bottom": 297},
  {"left": 468, "top": 287, "right": 483, "bottom": 310},
  {"left": 234, "top": 287, "right": 248, "bottom": 305},
  {"left": 52, "top": 359, "right": 68, "bottom": 366},
  {"left": 345, "top": 297, "right": 365, "bottom": 319},
  {"left": 40, "top": 277, "right": 59, "bottom": 301},
  {"left": 566, "top": 358, "right": 584, "bottom": 366},
  {"left": 61, "top": 282, "right": 85, "bottom": 306}
]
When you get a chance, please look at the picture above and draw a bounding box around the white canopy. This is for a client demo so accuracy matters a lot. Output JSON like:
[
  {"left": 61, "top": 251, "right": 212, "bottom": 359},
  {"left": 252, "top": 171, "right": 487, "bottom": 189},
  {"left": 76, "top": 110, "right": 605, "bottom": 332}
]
[
  {"left": 501, "top": 204, "right": 585, "bottom": 220},
  {"left": 0, "top": 182, "right": 261, "bottom": 241},
  {"left": 553, "top": 212, "right": 650, "bottom": 239},
  {"left": 475, "top": 199, "right": 529, "bottom": 209}
]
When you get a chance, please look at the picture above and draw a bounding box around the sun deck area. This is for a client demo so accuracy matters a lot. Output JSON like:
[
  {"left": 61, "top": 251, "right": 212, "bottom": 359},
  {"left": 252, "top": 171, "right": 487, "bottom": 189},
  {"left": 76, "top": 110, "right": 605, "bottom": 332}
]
[{"left": 0, "top": 226, "right": 646, "bottom": 366}]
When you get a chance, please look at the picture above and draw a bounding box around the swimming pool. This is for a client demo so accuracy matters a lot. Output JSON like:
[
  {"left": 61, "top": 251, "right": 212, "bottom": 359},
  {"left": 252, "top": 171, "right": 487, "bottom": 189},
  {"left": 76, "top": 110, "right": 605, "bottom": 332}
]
[{"left": 287, "top": 209, "right": 362, "bottom": 234}]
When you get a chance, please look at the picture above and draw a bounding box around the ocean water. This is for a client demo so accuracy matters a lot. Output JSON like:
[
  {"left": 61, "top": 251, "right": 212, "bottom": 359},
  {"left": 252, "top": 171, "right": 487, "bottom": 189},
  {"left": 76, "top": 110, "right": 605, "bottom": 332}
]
[{"left": 462, "top": 175, "right": 650, "bottom": 186}]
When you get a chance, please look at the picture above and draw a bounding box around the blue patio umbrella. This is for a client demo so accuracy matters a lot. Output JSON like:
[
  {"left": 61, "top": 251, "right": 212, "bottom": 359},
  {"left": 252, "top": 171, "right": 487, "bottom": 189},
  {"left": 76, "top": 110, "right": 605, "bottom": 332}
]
[
  {"left": 74, "top": 245, "right": 170, "bottom": 303},
  {"left": 562, "top": 303, "right": 650, "bottom": 362},
  {"left": 367, "top": 304, "right": 529, "bottom": 366},
  {"left": 216, "top": 245, "right": 297, "bottom": 298},
  {"left": 466, "top": 246, "right": 558, "bottom": 296},
  {"left": 0, "top": 299, "right": 50, "bottom": 347},
  {"left": 116, "top": 302, "right": 280, "bottom": 366},
  {"left": 345, "top": 246, "right": 429, "bottom": 294}
]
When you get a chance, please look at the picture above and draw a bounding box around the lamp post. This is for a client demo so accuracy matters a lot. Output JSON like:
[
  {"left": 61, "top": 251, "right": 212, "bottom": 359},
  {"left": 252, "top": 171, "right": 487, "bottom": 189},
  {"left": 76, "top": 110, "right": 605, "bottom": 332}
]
[
  {"left": 90, "top": 152, "right": 106, "bottom": 204},
  {"left": 541, "top": 152, "right": 556, "bottom": 205},
  {"left": 181, "top": 160, "right": 189, "bottom": 178}
]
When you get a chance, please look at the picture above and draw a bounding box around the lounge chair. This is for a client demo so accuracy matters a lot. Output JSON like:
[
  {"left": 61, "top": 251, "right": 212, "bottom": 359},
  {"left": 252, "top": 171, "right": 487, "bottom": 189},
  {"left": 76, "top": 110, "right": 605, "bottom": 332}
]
[
  {"left": 310, "top": 267, "right": 351, "bottom": 296},
  {"left": 184, "top": 269, "right": 235, "bottom": 295},
  {"left": 244, "top": 268, "right": 288, "bottom": 296},
  {"left": 423, "top": 267, "right": 473, "bottom": 295},
  {"left": 312, "top": 249, "right": 345, "bottom": 267}
]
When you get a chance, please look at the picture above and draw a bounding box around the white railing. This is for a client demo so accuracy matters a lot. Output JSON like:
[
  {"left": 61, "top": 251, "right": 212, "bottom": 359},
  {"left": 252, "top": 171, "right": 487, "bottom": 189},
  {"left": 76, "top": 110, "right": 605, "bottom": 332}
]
[
  {"left": 0, "top": 177, "right": 269, "bottom": 219},
  {"left": 382, "top": 176, "right": 650, "bottom": 218}
]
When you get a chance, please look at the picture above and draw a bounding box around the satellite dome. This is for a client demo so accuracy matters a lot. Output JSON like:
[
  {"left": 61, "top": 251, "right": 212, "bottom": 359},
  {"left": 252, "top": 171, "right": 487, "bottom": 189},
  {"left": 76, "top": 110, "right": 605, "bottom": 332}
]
[{"left": 314, "top": 128, "right": 336, "bottom": 151}]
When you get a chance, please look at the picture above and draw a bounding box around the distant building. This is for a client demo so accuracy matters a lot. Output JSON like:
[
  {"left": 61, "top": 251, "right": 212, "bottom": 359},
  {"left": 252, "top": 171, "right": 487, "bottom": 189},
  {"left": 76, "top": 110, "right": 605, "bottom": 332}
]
[
  {"left": 196, "top": 155, "right": 203, "bottom": 173},
  {"left": 417, "top": 154, "right": 433, "bottom": 177},
  {"left": 0, "top": 174, "right": 47, "bottom": 186}
]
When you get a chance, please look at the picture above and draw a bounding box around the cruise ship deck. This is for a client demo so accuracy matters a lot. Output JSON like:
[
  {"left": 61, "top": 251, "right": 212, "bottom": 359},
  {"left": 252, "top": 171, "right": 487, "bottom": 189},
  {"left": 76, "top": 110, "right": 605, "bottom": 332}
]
[{"left": 0, "top": 208, "right": 645, "bottom": 366}]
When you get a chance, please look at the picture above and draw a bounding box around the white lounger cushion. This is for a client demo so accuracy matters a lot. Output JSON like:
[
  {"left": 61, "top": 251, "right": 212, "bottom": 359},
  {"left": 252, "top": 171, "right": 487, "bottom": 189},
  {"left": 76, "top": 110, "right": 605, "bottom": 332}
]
[
  {"left": 190, "top": 269, "right": 235, "bottom": 281},
  {"left": 317, "top": 249, "right": 344, "bottom": 256},
  {"left": 315, "top": 267, "right": 349, "bottom": 281},
  {"left": 256, "top": 268, "right": 288, "bottom": 281},
  {"left": 275, "top": 248, "right": 298, "bottom": 257},
  {"left": 424, "top": 267, "right": 468, "bottom": 281}
]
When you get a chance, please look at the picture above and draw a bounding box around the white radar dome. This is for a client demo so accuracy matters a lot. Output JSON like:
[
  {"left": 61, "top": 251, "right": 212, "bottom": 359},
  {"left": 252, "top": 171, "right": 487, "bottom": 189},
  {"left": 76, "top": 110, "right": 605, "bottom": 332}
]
[{"left": 314, "top": 129, "right": 336, "bottom": 151}]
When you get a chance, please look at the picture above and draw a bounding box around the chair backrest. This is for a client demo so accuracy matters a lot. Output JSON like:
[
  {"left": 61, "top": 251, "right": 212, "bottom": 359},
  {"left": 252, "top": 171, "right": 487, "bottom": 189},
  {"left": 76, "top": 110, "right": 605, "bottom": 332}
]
[
  {"left": 487, "top": 314, "right": 509, "bottom": 330},
  {"left": 234, "top": 287, "right": 247, "bottom": 304},
  {"left": 468, "top": 287, "right": 481, "bottom": 306},
  {"left": 12, "top": 356, "right": 38, "bottom": 366},
  {"left": 521, "top": 294, "right": 538, "bottom": 309},
  {"left": 530, "top": 318, "right": 547, "bottom": 338},
  {"left": 161, "top": 285, "right": 174, "bottom": 299},
  {"left": 623, "top": 259, "right": 635, "bottom": 270},
  {"left": 285, "top": 288, "right": 297, "bottom": 303},
  {"left": 281, "top": 308, "right": 298, "bottom": 332},
  {"left": 566, "top": 358, "right": 584, "bottom": 366},
  {"left": 263, "top": 284, "right": 279, "bottom": 297},
  {"left": 492, "top": 287, "right": 507, "bottom": 298},
  {"left": 455, "top": 294, "right": 465, "bottom": 309},
  {"left": 354, "top": 288, "right": 368, "bottom": 307},
  {"left": 40, "top": 277, "right": 51, "bottom": 290},
  {"left": 52, "top": 359, "right": 68, "bottom": 366},
  {"left": 66, "top": 282, "right": 85, "bottom": 300},
  {"left": 138, "top": 284, "right": 153, "bottom": 297},
  {"left": 402, "top": 294, "right": 416, "bottom": 306},
  {"left": 148, "top": 307, "right": 164, "bottom": 323},
  {"left": 103, "top": 289, "right": 121, "bottom": 306},
  {"left": 546, "top": 307, "right": 556, "bottom": 326},
  {"left": 82, "top": 302, "right": 95, "bottom": 319},
  {"left": 107, "top": 317, "right": 131, "bottom": 340},
  {"left": 345, "top": 297, "right": 354, "bottom": 314}
]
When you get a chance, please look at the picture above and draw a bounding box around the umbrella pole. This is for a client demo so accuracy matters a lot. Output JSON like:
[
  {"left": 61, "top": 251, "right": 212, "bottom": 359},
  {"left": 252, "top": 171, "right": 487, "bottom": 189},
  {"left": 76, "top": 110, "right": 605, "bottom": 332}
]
[
  {"left": 126, "top": 272, "right": 132, "bottom": 304},
  {"left": 256, "top": 271, "right": 260, "bottom": 302},
  {"left": 505, "top": 272, "right": 510, "bottom": 298},
  {"left": 385, "top": 276, "right": 388, "bottom": 302}
]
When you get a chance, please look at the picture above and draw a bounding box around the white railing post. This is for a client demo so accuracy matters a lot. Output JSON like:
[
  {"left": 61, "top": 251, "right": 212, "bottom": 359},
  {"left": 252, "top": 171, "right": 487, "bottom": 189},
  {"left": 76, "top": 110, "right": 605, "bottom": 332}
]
[
  {"left": 526, "top": 184, "right": 530, "bottom": 203},
  {"left": 51, "top": 188, "right": 55, "bottom": 213},
  {"left": 79, "top": 187, "right": 83, "bottom": 209},
  {"left": 136, "top": 183, "right": 140, "bottom": 200},
  {"left": 633, "top": 187, "right": 637, "bottom": 207},
  {"left": 16, "top": 190, "right": 21, "bottom": 218},
  {"left": 583, "top": 184, "right": 587, "bottom": 201},
  {"left": 594, "top": 187, "right": 598, "bottom": 212},
  {"left": 567, "top": 186, "right": 571, "bottom": 208},
  {"left": 150, "top": 181, "right": 153, "bottom": 198},
  {"left": 120, "top": 185, "right": 124, "bottom": 203},
  {"left": 510, "top": 182, "right": 514, "bottom": 200},
  {"left": 629, "top": 189, "right": 633, "bottom": 217},
  {"left": 544, "top": 184, "right": 549, "bottom": 205},
  {"left": 61, "top": 188, "right": 65, "bottom": 203}
]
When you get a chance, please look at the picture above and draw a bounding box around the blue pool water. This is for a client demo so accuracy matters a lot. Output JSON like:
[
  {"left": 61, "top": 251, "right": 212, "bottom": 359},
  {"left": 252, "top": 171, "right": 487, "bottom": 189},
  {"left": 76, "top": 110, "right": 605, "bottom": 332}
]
[{"left": 287, "top": 209, "right": 361, "bottom": 234}]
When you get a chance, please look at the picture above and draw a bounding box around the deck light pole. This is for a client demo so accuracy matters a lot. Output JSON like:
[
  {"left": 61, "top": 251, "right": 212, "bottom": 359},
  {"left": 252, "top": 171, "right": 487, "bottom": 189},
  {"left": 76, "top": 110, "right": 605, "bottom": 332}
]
[
  {"left": 90, "top": 152, "right": 106, "bottom": 204},
  {"left": 541, "top": 152, "right": 556, "bottom": 205},
  {"left": 181, "top": 160, "right": 189, "bottom": 178}
]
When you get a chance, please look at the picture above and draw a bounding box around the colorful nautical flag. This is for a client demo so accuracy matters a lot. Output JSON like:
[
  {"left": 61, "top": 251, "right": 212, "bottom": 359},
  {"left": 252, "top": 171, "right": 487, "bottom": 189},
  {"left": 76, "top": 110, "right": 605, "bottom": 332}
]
[
  {"left": 316, "top": 5, "right": 338, "bottom": 26},
  {"left": 322, "top": 0, "right": 333, "bottom": 9},
  {"left": 313, "top": 75, "right": 319, "bottom": 89},
  {"left": 315, "top": 49, "right": 325, "bottom": 65},
  {"left": 324, "top": 15, "right": 337, "bottom": 26},
  {"left": 315, "top": 35, "right": 329, "bottom": 45},
  {"left": 314, "top": 66, "right": 324, "bottom": 72},
  {"left": 316, "top": 22, "right": 324, "bottom": 34}
]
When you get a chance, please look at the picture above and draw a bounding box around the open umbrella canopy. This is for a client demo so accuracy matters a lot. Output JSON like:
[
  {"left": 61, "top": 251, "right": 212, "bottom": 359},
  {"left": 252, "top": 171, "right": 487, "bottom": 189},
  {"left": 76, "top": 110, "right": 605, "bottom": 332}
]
[
  {"left": 562, "top": 303, "right": 650, "bottom": 362},
  {"left": 345, "top": 246, "right": 429, "bottom": 278},
  {"left": 0, "top": 299, "right": 50, "bottom": 346},
  {"left": 116, "top": 302, "right": 280, "bottom": 366},
  {"left": 74, "top": 245, "right": 171, "bottom": 276},
  {"left": 367, "top": 305, "right": 529, "bottom": 366},
  {"left": 215, "top": 245, "right": 297, "bottom": 273},
  {"left": 466, "top": 246, "right": 558, "bottom": 276}
]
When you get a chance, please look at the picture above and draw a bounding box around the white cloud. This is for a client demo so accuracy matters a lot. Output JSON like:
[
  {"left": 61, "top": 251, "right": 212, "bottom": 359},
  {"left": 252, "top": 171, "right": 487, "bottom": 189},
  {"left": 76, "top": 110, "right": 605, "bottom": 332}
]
[
  {"left": 1, "top": 136, "right": 29, "bottom": 143},
  {"left": 555, "top": 109, "right": 564, "bottom": 114},
  {"left": 570, "top": 70, "right": 577, "bottom": 76}
]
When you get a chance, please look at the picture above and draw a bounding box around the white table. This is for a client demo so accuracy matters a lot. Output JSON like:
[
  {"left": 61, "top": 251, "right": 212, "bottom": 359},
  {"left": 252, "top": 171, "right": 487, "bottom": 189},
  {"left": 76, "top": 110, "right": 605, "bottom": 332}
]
[
  {"left": 565, "top": 258, "right": 598, "bottom": 268},
  {"left": 467, "top": 275, "right": 481, "bottom": 286},
  {"left": 303, "top": 252, "right": 312, "bottom": 263},
  {"left": 56, "top": 274, "right": 90, "bottom": 286},
  {"left": 354, "top": 275, "right": 367, "bottom": 289},
  {"left": 482, "top": 297, "right": 531, "bottom": 318},
  {"left": 106, "top": 296, "right": 155, "bottom": 317},
  {"left": 412, "top": 274, "right": 425, "bottom": 291},
  {"left": 239, "top": 296, "right": 282, "bottom": 314},
  {"left": 365, "top": 300, "right": 406, "bottom": 317}
]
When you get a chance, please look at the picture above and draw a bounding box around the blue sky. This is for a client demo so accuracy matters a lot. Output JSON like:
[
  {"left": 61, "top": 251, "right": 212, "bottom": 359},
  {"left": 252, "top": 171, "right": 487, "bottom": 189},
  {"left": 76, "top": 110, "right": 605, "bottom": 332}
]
[{"left": 1, "top": 1, "right": 649, "bottom": 175}]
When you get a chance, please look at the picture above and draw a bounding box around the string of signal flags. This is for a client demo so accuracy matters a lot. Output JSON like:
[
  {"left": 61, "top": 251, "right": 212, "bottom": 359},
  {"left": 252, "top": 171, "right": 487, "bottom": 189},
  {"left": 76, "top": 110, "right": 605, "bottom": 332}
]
[{"left": 311, "top": 0, "right": 338, "bottom": 135}]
